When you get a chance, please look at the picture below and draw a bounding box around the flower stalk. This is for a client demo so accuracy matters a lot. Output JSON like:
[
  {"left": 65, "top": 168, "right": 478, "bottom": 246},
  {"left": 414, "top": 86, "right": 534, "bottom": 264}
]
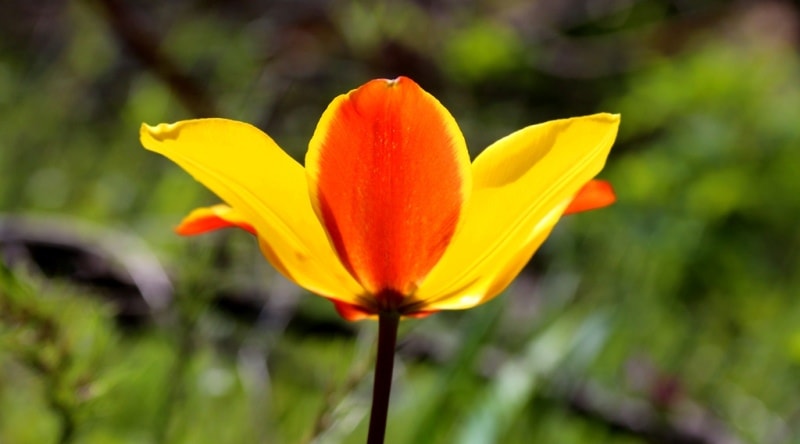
[{"left": 366, "top": 311, "right": 400, "bottom": 444}]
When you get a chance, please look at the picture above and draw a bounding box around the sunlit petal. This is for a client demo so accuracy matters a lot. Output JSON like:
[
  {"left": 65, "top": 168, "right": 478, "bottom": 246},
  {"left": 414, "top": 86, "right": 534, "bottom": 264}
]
[
  {"left": 140, "top": 119, "right": 365, "bottom": 304},
  {"left": 176, "top": 204, "right": 256, "bottom": 235},
  {"left": 306, "top": 77, "right": 472, "bottom": 297},
  {"left": 412, "top": 114, "right": 620, "bottom": 310}
]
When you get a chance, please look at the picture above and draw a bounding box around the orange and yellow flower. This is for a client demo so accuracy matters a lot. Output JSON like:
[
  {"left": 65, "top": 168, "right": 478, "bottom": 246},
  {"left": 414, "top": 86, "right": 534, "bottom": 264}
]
[{"left": 140, "top": 77, "right": 619, "bottom": 321}]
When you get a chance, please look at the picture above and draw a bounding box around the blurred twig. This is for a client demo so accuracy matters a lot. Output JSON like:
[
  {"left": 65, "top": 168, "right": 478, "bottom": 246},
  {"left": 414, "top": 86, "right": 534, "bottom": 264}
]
[{"left": 89, "top": 0, "right": 218, "bottom": 117}]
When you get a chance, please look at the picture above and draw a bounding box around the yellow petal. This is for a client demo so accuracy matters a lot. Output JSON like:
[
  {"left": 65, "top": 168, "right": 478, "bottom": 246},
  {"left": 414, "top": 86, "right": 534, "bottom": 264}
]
[
  {"left": 140, "top": 119, "right": 365, "bottom": 303},
  {"left": 411, "top": 113, "right": 620, "bottom": 310}
]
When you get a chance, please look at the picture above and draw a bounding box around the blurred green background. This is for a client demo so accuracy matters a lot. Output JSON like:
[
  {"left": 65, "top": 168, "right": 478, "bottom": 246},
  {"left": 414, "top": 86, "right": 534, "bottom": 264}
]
[{"left": 2, "top": 0, "right": 800, "bottom": 443}]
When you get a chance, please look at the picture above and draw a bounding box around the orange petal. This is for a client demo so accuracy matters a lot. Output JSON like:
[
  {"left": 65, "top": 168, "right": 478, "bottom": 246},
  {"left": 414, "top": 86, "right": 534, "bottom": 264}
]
[
  {"left": 306, "top": 77, "right": 471, "bottom": 297},
  {"left": 176, "top": 204, "right": 257, "bottom": 235},
  {"left": 563, "top": 180, "right": 616, "bottom": 215}
]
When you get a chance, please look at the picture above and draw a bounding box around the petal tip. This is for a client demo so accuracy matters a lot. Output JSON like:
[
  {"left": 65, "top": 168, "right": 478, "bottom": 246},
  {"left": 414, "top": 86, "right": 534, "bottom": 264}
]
[
  {"left": 597, "top": 113, "right": 621, "bottom": 124},
  {"left": 384, "top": 76, "right": 413, "bottom": 87},
  {"left": 564, "top": 180, "right": 617, "bottom": 215},
  {"left": 140, "top": 122, "right": 182, "bottom": 143}
]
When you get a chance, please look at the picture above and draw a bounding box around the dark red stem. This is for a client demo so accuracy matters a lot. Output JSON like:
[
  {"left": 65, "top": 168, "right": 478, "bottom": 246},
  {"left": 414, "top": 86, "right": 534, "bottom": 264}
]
[{"left": 366, "top": 311, "right": 400, "bottom": 444}]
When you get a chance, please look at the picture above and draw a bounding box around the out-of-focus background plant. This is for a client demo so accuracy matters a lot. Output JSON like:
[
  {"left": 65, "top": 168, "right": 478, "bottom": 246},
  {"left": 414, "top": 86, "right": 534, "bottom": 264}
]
[{"left": 2, "top": 0, "right": 799, "bottom": 443}]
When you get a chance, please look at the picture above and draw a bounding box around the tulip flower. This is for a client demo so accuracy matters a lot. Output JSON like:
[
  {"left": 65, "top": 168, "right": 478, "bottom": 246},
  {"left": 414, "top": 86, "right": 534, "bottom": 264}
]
[
  {"left": 140, "top": 76, "right": 619, "bottom": 443},
  {"left": 140, "top": 76, "right": 618, "bottom": 319}
]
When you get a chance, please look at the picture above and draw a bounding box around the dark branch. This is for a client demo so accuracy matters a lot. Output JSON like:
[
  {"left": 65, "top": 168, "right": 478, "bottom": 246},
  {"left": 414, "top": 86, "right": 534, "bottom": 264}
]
[{"left": 91, "top": 0, "right": 218, "bottom": 117}]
